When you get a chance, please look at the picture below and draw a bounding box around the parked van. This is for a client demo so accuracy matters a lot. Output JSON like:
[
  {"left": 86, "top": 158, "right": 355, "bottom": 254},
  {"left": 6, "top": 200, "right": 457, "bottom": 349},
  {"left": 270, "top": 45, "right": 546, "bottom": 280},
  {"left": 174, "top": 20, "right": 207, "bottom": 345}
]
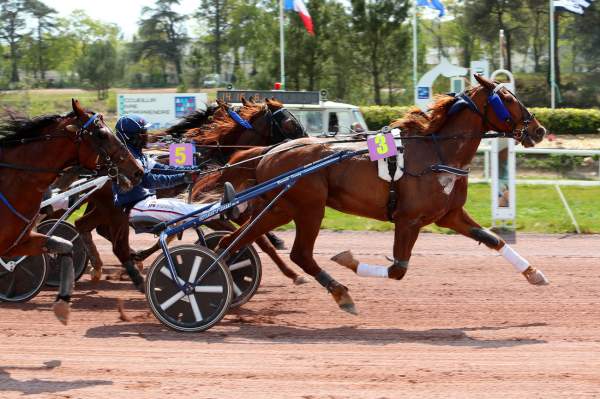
[{"left": 216, "top": 90, "right": 368, "bottom": 136}]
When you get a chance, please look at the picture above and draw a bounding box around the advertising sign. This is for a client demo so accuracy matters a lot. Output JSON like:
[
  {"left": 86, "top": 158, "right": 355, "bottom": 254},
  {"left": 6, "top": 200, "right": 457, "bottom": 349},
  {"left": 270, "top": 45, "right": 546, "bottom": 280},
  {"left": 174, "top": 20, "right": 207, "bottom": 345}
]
[{"left": 117, "top": 93, "right": 208, "bottom": 130}]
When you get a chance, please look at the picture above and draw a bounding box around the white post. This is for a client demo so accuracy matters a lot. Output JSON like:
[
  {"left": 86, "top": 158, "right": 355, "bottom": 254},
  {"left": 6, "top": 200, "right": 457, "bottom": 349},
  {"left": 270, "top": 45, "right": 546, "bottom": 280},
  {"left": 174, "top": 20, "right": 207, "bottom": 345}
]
[
  {"left": 279, "top": 0, "right": 286, "bottom": 89},
  {"left": 499, "top": 29, "right": 505, "bottom": 70},
  {"left": 412, "top": 0, "right": 418, "bottom": 104},
  {"left": 549, "top": 0, "right": 556, "bottom": 108}
]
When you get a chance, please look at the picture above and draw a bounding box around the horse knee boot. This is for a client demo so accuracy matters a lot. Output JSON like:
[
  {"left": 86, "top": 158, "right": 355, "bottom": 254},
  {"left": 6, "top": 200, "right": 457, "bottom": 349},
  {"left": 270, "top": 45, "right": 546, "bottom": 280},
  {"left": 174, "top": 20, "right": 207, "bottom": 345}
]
[{"left": 45, "top": 235, "right": 73, "bottom": 255}]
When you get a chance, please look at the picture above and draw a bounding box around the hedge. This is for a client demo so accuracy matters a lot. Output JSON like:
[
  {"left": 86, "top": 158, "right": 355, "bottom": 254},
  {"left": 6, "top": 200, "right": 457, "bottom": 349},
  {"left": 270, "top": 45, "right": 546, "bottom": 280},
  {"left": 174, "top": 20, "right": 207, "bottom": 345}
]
[{"left": 361, "top": 106, "right": 600, "bottom": 135}]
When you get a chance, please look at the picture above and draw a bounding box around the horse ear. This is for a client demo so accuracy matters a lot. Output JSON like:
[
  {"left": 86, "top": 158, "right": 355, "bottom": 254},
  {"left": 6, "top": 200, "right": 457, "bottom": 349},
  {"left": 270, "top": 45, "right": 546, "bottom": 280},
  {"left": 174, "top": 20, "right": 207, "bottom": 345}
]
[
  {"left": 71, "top": 98, "right": 86, "bottom": 119},
  {"left": 473, "top": 74, "right": 495, "bottom": 90},
  {"left": 241, "top": 97, "right": 250, "bottom": 106},
  {"left": 216, "top": 99, "right": 227, "bottom": 109}
]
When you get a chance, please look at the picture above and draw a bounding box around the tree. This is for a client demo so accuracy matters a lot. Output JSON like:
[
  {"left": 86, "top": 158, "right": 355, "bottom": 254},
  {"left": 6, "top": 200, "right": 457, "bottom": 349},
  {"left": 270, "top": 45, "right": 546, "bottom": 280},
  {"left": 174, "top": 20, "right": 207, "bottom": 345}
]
[
  {"left": 0, "top": 0, "right": 28, "bottom": 83},
  {"left": 350, "top": 0, "right": 409, "bottom": 104},
  {"left": 77, "top": 40, "right": 117, "bottom": 99},
  {"left": 197, "top": 0, "right": 229, "bottom": 75},
  {"left": 464, "top": 0, "right": 526, "bottom": 71},
  {"left": 27, "top": 0, "right": 57, "bottom": 81},
  {"left": 136, "top": 0, "right": 188, "bottom": 84}
]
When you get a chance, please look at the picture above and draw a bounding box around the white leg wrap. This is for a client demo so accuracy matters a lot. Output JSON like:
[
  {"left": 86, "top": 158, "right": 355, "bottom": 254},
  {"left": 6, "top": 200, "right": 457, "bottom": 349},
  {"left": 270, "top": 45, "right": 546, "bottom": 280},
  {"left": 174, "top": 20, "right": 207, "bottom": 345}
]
[
  {"left": 500, "top": 244, "right": 529, "bottom": 272},
  {"left": 356, "top": 263, "right": 389, "bottom": 278}
]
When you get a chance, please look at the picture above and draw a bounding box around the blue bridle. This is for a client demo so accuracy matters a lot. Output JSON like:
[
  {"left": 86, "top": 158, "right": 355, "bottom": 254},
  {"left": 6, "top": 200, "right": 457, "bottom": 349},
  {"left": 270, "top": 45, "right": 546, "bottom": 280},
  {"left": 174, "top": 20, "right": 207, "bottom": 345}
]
[{"left": 227, "top": 108, "right": 253, "bottom": 130}]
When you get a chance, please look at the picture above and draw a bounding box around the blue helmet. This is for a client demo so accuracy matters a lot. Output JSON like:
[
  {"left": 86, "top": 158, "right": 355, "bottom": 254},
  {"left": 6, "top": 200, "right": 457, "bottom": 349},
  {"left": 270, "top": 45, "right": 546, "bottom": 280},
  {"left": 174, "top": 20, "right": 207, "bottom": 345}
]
[{"left": 115, "top": 114, "right": 152, "bottom": 144}]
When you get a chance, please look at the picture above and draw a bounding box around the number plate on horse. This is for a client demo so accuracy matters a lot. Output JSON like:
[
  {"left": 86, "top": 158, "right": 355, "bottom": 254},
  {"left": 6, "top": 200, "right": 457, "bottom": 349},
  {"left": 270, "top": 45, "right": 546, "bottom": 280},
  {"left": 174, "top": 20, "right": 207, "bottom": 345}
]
[
  {"left": 169, "top": 143, "right": 194, "bottom": 166},
  {"left": 367, "top": 133, "right": 398, "bottom": 161}
]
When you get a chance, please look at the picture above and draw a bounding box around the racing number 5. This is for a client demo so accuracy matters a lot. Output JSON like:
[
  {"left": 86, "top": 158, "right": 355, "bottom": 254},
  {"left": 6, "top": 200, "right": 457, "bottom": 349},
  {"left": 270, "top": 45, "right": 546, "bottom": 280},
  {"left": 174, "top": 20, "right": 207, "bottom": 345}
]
[
  {"left": 175, "top": 146, "right": 186, "bottom": 165},
  {"left": 375, "top": 135, "right": 388, "bottom": 155}
]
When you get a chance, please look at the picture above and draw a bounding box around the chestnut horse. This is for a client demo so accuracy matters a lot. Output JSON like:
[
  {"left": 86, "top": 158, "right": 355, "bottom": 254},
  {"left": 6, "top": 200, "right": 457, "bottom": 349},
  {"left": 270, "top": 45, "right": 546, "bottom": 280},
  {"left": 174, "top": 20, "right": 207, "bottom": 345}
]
[
  {"left": 198, "top": 75, "right": 548, "bottom": 314},
  {"left": 0, "top": 99, "right": 142, "bottom": 323},
  {"left": 73, "top": 98, "right": 308, "bottom": 285}
]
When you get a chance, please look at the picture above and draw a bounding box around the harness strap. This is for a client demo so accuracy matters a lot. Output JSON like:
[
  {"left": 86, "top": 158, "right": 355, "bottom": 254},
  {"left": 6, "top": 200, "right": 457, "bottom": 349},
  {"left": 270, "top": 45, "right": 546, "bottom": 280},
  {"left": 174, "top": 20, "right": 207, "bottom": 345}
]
[
  {"left": 0, "top": 162, "right": 63, "bottom": 174},
  {"left": 386, "top": 157, "right": 398, "bottom": 221},
  {"left": 430, "top": 164, "right": 470, "bottom": 176},
  {"left": 0, "top": 191, "right": 31, "bottom": 223}
]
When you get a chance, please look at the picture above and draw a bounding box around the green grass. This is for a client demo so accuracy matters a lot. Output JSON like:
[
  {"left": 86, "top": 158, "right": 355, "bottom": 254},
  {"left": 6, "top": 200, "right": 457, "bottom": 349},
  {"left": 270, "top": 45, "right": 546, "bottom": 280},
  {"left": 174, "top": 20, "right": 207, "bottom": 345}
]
[{"left": 278, "top": 183, "right": 600, "bottom": 234}]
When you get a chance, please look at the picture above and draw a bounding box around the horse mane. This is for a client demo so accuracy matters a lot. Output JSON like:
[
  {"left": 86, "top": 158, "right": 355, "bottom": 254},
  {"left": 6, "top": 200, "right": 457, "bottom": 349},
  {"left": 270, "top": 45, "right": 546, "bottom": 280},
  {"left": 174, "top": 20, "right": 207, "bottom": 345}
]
[
  {"left": 0, "top": 110, "right": 74, "bottom": 145},
  {"left": 390, "top": 87, "right": 477, "bottom": 135},
  {"left": 164, "top": 104, "right": 219, "bottom": 137},
  {"left": 185, "top": 100, "right": 277, "bottom": 145}
]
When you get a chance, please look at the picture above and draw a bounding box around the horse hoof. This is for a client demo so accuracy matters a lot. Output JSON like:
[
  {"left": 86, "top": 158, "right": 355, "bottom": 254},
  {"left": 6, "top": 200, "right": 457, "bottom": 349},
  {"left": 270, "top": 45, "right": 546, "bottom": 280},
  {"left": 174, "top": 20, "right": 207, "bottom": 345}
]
[
  {"left": 90, "top": 268, "right": 102, "bottom": 283},
  {"left": 339, "top": 302, "right": 359, "bottom": 315},
  {"left": 293, "top": 276, "right": 310, "bottom": 285},
  {"left": 52, "top": 300, "right": 71, "bottom": 326},
  {"left": 330, "top": 284, "right": 358, "bottom": 315},
  {"left": 522, "top": 266, "right": 549, "bottom": 286},
  {"left": 330, "top": 250, "right": 358, "bottom": 270}
]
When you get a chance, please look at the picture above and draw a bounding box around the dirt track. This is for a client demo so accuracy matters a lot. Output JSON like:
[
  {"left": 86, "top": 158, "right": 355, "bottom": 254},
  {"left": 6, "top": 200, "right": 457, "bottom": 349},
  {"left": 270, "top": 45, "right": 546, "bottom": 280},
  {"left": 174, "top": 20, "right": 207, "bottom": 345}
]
[{"left": 1, "top": 231, "right": 600, "bottom": 398}]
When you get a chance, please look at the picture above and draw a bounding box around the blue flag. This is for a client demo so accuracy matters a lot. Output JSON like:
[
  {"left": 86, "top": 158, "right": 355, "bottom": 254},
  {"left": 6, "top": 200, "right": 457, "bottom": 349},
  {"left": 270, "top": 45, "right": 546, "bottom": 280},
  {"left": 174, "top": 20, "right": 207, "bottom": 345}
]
[{"left": 417, "top": 0, "right": 446, "bottom": 17}]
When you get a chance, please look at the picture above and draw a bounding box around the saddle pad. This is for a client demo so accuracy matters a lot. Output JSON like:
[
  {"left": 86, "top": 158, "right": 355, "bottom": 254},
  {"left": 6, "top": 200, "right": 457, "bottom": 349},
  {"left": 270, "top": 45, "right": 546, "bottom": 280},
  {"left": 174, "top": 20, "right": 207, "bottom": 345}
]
[{"left": 377, "top": 137, "right": 404, "bottom": 182}]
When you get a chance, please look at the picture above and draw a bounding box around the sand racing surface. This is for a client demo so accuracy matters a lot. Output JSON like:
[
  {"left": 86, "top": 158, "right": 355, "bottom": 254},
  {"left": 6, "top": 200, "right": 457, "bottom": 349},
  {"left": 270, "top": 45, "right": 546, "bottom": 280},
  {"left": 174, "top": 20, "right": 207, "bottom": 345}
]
[{"left": 1, "top": 231, "right": 600, "bottom": 398}]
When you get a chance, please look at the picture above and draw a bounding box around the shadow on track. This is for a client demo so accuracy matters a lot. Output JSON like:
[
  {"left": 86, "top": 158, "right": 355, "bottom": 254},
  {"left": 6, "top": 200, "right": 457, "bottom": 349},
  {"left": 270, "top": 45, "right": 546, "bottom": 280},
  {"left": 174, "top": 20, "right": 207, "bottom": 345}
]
[
  {"left": 0, "top": 361, "right": 112, "bottom": 395},
  {"left": 85, "top": 320, "right": 548, "bottom": 349}
]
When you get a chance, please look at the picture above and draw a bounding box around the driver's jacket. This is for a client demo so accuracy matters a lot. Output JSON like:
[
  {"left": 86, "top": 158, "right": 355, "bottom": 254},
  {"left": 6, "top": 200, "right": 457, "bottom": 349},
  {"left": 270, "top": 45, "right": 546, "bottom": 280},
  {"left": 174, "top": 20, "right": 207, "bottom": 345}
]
[{"left": 113, "top": 146, "right": 195, "bottom": 210}]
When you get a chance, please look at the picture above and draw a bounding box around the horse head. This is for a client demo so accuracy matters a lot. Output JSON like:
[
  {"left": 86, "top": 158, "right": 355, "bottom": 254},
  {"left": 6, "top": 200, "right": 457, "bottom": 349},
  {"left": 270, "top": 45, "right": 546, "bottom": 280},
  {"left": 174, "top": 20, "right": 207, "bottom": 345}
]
[
  {"left": 66, "top": 99, "right": 143, "bottom": 190},
  {"left": 472, "top": 74, "right": 546, "bottom": 147}
]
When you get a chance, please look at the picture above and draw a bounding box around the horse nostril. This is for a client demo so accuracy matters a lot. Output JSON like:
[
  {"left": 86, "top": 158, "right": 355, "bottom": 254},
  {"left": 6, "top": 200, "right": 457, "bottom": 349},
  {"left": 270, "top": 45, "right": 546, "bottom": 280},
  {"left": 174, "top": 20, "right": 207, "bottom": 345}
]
[{"left": 535, "top": 127, "right": 547, "bottom": 138}]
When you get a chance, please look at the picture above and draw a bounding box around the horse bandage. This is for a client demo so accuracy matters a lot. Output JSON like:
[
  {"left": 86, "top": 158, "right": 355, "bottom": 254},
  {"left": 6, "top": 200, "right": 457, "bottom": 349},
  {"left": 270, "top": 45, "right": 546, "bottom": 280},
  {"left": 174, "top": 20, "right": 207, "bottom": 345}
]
[
  {"left": 357, "top": 263, "right": 389, "bottom": 278},
  {"left": 500, "top": 244, "right": 529, "bottom": 272}
]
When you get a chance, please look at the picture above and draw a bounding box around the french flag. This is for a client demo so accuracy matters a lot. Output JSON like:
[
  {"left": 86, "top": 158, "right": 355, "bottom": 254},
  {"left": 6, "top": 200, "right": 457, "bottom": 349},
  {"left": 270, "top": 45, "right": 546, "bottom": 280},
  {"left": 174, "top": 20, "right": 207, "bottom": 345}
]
[{"left": 284, "top": 0, "right": 314, "bottom": 35}]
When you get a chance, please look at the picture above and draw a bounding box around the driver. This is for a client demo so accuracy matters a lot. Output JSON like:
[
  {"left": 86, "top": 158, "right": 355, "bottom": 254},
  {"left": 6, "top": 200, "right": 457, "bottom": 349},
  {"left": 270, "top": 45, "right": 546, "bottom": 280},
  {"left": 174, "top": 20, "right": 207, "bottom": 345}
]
[{"left": 112, "top": 114, "right": 237, "bottom": 292}]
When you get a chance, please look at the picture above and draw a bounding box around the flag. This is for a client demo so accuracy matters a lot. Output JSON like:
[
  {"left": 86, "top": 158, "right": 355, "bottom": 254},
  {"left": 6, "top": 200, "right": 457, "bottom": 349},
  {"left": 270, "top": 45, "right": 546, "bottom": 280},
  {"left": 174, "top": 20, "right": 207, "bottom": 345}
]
[
  {"left": 284, "top": 0, "right": 315, "bottom": 35},
  {"left": 554, "top": 0, "right": 594, "bottom": 14},
  {"left": 417, "top": 0, "right": 446, "bottom": 17}
]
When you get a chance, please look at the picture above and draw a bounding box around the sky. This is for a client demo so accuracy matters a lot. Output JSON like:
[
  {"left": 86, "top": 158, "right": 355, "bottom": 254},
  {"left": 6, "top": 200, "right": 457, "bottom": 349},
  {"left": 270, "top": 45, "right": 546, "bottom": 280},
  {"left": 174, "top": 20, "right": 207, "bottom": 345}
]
[{"left": 43, "top": 0, "right": 199, "bottom": 38}]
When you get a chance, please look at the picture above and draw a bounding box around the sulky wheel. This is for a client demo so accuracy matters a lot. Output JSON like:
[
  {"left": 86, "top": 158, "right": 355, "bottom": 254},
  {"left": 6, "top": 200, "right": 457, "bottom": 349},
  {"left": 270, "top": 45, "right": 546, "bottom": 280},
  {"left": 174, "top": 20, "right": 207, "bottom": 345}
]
[
  {"left": 146, "top": 244, "right": 233, "bottom": 332},
  {"left": 202, "top": 231, "right": 262, "bottom": 308},
  {"left": 37, "top": 220, "right": 89, "bottom": 287},
  {"left": 0, "top": 255, "right": 48, "bottom": 303}
]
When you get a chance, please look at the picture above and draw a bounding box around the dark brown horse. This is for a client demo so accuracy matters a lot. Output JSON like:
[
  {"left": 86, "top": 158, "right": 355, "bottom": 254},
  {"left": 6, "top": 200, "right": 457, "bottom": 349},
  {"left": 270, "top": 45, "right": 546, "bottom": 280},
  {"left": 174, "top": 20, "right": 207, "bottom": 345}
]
[
  {"left": 198, "top": 75, "right": 549, "bottom": 314},
  {"left": 73, "top": 98, "right": 309, "bottom": 286},
  {"left": 0, "top": 99, "right": 142, "bottom": 323}
]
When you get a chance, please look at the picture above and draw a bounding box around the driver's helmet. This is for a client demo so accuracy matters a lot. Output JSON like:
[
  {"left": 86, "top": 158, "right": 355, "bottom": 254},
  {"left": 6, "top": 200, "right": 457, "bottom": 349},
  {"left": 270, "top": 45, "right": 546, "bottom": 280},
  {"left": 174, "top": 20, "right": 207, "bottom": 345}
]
[{"left": 115, "top": 114, "right": 152, "bottom": 148}]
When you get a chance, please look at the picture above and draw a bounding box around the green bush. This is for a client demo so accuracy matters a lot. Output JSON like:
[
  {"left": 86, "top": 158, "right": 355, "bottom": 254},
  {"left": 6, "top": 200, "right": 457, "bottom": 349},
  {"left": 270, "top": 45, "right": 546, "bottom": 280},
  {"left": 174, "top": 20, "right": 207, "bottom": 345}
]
[{"left": 361, "top": 105, "right": 600, "bottom": 135}]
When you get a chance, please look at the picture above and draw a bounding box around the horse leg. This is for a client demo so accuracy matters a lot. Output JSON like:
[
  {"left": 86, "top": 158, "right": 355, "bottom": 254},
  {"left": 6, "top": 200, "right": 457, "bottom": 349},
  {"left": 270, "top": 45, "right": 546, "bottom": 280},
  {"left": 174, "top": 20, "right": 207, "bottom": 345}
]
[
  {"left": 6, "top": 232, "right": 74, "bottom": 325},
  {"left": 74, "top": 207, "right": 103, "bottom": 282},
  {"left": 107, "top": 215, "right": 145, "bottom": 293},
  {"left": 331, "top": 221, "right": 420, "bottom": 282},
  {"left": 217, "top": 206, "right": 356, "bottom": 314},
  {"left": 254, "top": 235, "right": 308, "bottom": 285},
  {"left": 206, "top": 219, "right": 306, "bottom": 285},
  {"left": 435, "top": 207, "right": 548, "bottom": 285}
]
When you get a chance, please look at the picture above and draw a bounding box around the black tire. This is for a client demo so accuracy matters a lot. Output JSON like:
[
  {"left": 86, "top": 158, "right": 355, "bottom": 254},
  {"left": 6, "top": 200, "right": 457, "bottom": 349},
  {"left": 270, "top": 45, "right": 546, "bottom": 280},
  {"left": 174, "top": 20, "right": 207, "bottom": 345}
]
[
  {"left": 202, "top": 231, "right": 262, "bottom": 308},
  {"left": 146, "top": 245, "right": 233, "bottom": 332},
  {"left": 37, "top": 220, "right": 89, "bottom": 287},
  {"left": 0, "top": 255, "right": 48, "bottom": 303}
]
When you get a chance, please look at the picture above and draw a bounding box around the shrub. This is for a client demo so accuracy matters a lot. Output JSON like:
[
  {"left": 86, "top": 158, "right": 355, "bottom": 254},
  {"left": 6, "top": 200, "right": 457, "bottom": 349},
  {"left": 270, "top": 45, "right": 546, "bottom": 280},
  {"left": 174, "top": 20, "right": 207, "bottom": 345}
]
[{"left": 361, "top": 106, "right": 600, "bottom": 135}]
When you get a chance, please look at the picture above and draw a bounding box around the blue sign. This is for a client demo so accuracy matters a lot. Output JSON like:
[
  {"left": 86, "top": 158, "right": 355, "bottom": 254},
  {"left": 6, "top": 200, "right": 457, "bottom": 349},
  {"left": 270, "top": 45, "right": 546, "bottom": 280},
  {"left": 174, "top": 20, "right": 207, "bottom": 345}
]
[
  {"left": 417, "top": 87, "right": 430, "bottom": 100},
  {"left": 175, "top": 96, "right": 196, "bottom": 118}
]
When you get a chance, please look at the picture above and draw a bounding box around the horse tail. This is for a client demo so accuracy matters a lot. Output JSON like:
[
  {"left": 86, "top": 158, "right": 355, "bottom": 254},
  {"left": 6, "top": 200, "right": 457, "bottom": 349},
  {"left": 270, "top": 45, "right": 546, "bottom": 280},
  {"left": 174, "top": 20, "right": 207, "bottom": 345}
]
[{"left": 191, "top": 147, "right": 265, "bottom": 201}]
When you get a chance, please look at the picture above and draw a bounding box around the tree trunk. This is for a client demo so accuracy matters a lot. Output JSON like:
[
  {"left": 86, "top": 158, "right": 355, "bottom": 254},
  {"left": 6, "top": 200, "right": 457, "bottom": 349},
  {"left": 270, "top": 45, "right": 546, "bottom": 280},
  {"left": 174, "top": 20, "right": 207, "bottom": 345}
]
[
  {"left": 505, "top": 30, "right": 512, "bottom": 71},
  {"left": 10, "top": 41, "right": 19, "bottom": 83},
  {"left": 215, "top": 0, "right": 222, "bottom": 75}
]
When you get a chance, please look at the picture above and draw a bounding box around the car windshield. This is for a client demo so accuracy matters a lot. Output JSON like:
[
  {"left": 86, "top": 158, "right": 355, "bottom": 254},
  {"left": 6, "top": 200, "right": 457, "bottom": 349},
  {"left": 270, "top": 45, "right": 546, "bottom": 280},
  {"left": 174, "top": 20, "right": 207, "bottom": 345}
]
[
  {"left": 291, "top": 110, "right": 323, "bottom": 135},
  {"left": 352, "top": 110, "right": 368, "bottom": 132}
]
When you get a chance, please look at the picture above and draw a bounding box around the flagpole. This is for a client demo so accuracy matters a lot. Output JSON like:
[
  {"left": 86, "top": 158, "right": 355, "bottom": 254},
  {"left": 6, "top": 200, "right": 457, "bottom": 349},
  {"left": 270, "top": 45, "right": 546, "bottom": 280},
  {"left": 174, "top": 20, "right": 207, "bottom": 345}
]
[
  {"left": 279, "top": 0, "right": 286, "bottom": 89},
  {"left": 549, "top": 0, "right": 556, "bottom": 108},
  {"left": 412, "top": 0, "right": 418, "bottom": 104}
]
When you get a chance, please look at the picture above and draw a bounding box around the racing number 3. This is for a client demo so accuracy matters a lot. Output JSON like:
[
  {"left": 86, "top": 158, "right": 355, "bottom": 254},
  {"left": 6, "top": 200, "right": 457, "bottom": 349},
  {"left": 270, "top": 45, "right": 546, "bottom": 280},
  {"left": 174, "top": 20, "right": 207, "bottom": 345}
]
[{"left": 375, "top": 135, "right": 388, "bottom": 155}]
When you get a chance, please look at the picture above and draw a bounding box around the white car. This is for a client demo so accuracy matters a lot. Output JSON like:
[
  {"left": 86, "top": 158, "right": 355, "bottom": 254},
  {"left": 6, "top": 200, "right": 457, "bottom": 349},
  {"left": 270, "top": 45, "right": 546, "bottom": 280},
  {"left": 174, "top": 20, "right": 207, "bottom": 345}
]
[{"left": 217, "top": 90, "right": 368, "bottom": 136}]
